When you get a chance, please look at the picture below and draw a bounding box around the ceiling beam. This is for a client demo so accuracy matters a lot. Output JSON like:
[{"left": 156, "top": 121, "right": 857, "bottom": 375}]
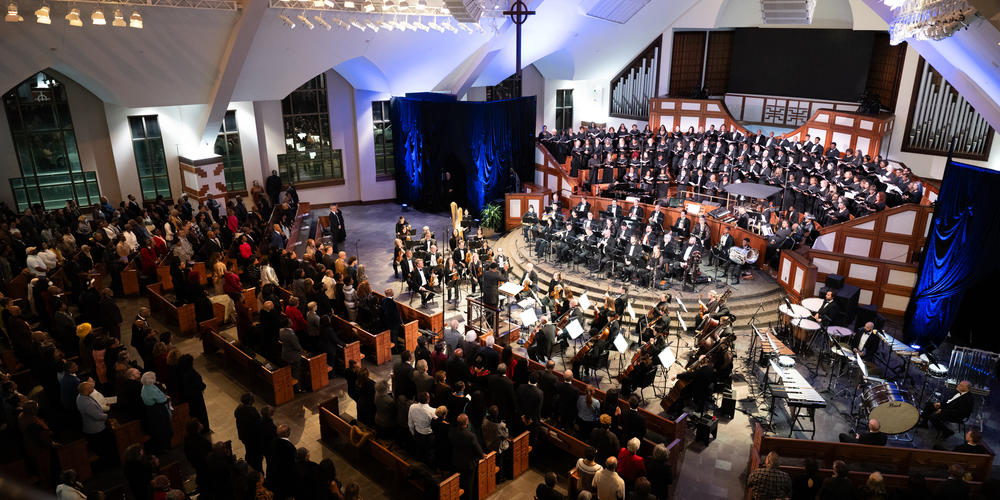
[{"left": 196, "top": 0, "right": 269, "bottom": 149}]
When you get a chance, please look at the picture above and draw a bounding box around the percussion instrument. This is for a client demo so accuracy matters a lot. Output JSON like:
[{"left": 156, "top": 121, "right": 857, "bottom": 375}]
[
  {"left": 946, "top": 346, "right": 998, "bottom": 396},
  {"left": 778, "top": 303, "right": 811, "bottom": 329},
  {"left": 791, "top": 318, "right": 820, "bottom": 343},
  {"left": 778, "top": 355, "right": 796, "bottom": 368},
  {"left": 861, "top": 382, "right": 919, "bottom": 434},
  {"left": 831, "top": 345, "right": 854, "bottom": 358},
  {"left": 801, "top": 297, "right": 824, "bottom": 313},
  {"left": 928, "top": 363, "right": 949, "bottom": 378},
  {"left": 827, "top": 326, "right": 853, "bottom": 339},
  {"left": 768, "top": 358, "right": 826, "bottom": 438},
  {"left": 728, "top": 246, "right": 759, "bottom": 265}
]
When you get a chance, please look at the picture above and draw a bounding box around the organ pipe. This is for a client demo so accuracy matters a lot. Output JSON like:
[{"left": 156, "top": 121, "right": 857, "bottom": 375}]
[
  {"left": 905, "top": 58, "right": 993, "bottom": 158},
  {"left": 611, "top": 46, "right": 658, "bottom": 119}
]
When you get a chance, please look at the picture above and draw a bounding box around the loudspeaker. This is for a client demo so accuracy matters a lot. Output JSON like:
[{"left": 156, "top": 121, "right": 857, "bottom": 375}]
[
  {"left": 718, "top": 389, "right": 736, "bottom": 420},
  {"left": 825, "top": 274, "right": 845, "bottom": 290},
  {"left": 696, "top": 416, "right": 719, "bottom": 445},
  {"left": 855, "top": 304, "right": 878, "bottom": 328},
  {"left": 835, "top": 284, "right": 861, "bottom": 325}
]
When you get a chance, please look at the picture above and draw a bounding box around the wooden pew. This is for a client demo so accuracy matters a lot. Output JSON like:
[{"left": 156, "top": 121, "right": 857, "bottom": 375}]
[
  {"left": 146, "top": 282, "right": 198, "bottom": 335},
  {"left": 372, "top": 290, "right": 444, "bottom": 337},
  {"left": 510, "top": 431, "right": 531, "bottom": 479},
  {"left": 110, "top": 418, "right": 149, "bottom": 462},
  {"left": 745, "top": 423, "right": 993, "bottom": 500},
  {"left": 55, "top": 439, "right": 96, "bottom": 482},
  {"left": 202, "top": 327, "right": 295, "bottom": 405},
  {"left": 121, "top": 258, "right": 140, "bottom": 296},
  {"left": 317, "top": 397, "right": 462, "bottom": 500},
  {"left": 476, "top": 451, "right": 498, "bottom": 500},
  {"left": 154, "top": 261, "right": 208, "bottom": 292},
  {"left": 331, "top": 314, "right": 392, "bottom": 365}
]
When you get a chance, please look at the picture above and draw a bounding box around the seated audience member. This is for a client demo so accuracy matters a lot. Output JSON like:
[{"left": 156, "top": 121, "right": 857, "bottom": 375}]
[
  {"left": 536, "top": 472, "right": 564, "bottom": 500},
  {"left": 627, "top": 477, "right": 656, "bottom": 500},
  {"left": 838, "top": 418, "right": 887, "bottom": 446},
  {"left": 952, "top": 429, "right": 989, "bottom": 455},
  {"left": 747, "top": 452, "right": 791, "bottom": 500},
  {"left": 791, "top": 458, "right": 821, "bottom": 500},
  {"left": 818, "top": 460, "right": 854, "bottom": 500},
  {"left": 936, "top": 464, "right": 970, "bottom": 500}
]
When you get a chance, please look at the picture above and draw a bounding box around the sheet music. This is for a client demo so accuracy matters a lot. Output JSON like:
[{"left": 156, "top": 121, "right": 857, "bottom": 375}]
[
  {"left": 578, "top": 292, "right": 592, "bottom": 311},
  {"left": 499, "top": 282, "right": 523, "bottom": 296},
  {"left": 565, "top": 319, "right": 584, "bottom": 340},
  {"left": 658, "top": 346, "right": 676, "bottom": 368},
  {"left": 626, "top": 302, "right": 636, "bottom": 321},
  {"left": 613, "top": 333, "right": 628, "bottom": 353},
  {"left": 856, "top": 351, "right": 869, "bottom": 379},
  {"left": 676, "top": 312, "right": 687, "bottom": 332},
  {"left": 520, "top": 308, "right": 538, "bottom": 327},
  {"left": 675, "top": 296, "right": 688, "bottom": 312},
  {"left": 517, "top": 298, "right": 536, "bottom": 310}
]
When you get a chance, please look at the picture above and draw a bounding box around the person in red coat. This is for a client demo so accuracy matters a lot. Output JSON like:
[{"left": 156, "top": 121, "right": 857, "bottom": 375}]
[
  {"left": 617, "top": 437, "right": 646, "bottom": 492},
  {"left": 285, "top": 296, "right": 307, "bottom": 333}
]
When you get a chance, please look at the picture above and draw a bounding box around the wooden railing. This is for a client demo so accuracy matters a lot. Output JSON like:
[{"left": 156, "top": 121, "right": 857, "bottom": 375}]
[
  {"left": 202, "top": 327, "right": 295, "bottom": 405},
  {"left": 777, "top": 249, "right": 818, "bottom": 303},
  {"left": 805, "top": 249, "right": 919, "bottom": 316},
  {"left": 330, "top": 313, "right": 392, "bottom": 365},
  {"left": 812, "top": 203, "right": 934, "bottom": 264},
  {"left": 746, "top": 423, "right": 992, "bottom": 500},
  {"left": 146, "top": 282, "right": 198, "bottom": 336},
  {"left": 372, "top": 289, "right": 443, "bottom": 337}
]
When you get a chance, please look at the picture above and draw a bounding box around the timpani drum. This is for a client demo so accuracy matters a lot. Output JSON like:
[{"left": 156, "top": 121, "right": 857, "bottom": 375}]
[
  {"left": 928, "top": 363, "right": 949, "bottom": 378},
  {"left": 827, "top": 326, "right": 853, "bottom": 339},
  {"left": 801, "top": 297, "right": 824, "bottom": 313},
  {"left": 861, "top": 382, "right": 919, "bottom": 434},
  {"left": 779, "top": 303, "right": 812, "bottom": 328},
  {"left": 792, "top": 318, "right": 820, "bottom": 343}
]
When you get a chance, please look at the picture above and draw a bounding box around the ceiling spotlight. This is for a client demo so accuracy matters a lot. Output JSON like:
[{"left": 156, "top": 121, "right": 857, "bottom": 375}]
[
  {"left": 65, "top": 7, "right": 82, "bottom": 26},
  {"left": 383, "top": 0, "right": 394, "bottom": 10},
  {"left": 129, "top": 11, "right": 142, "bottom": 28},
  {"left": 111, "top": 8, "right": 125, "bottom": 27},
  {"left": 457, "top": 22, "right": 472, "bottom": 32},
  {"left": 91, "top": 8, "right": 105, "bottom": 25},
  {"left": 297, "top": 13, "right": 314, "bottom": 29},
  {"left": 6, "top": 2, "right": 23, "bottom": 22},
  {"left": 314, "top": 15, "right": 331, "bottom": 30},
  {"left": 363, "top": 0, "right": 374, "bottom": 12},
  {"left": 441, "top": 19, "right": 457, "bottom": 33},
  {"left": 279, "top": 13, "right": 295, "bottom": 28},
  {"left": 349, "top": 18, "right": 365, "bottom": 30},
  {"left": 428, "top": 19, "right": 443, "bottom": 32},
  {"left": 412, "top": 17, "right": 428, "bottom": 31},
  {"left": 365, "top": 19, "right": 378, "bottom": 31},
  {"left": 332, "top": 17, "right": 348, "bottom": 29},
  {"left": 342, "top": 0, "right": 354, "bottom": 8},
  {"left": 415, "top": 0, "right": 426, "bottom": 10},
  {"left": 379, "top": 19, "right": 394, "bottom": 30},
  {"left": 34, "top": 4, "right": 50, "bottom": 24}
]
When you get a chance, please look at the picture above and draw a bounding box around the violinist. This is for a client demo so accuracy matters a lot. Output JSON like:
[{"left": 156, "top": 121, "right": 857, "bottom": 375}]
[
  {"left": 453, "top": 239, "right": 470, "bottom": 269},
  {"left": 468, "top": 252, "right": 483, "bottom": 295},
  {"left": 408, "top": 258, "right": 436, "bottom": 308},
  {"left": 444, "top": 256, "right": 462, "bottom": 305},
  {"left": 520, "top": 263, "right": 540, "bottom": 299},
  {"left": 392, "top": 238, "right": 405, "bottom": 280},
  {"left": 395, "top": 216, "right": 411, "bottom": 238}
]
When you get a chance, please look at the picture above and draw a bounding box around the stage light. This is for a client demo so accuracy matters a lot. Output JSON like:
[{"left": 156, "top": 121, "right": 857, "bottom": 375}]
[
  {"left": 457, "top": 22, "right": 472, "bottom": 32},
  {"left": 342, "top": 0, "right": 354, "bottom": 8},
  {"left": 349, "top": 17, "right": 365, "bottom": 30},
  {"left": 383, "top": 0, "right": 394, "bottom": 10},
  {"left": 379, "top": 19, "right": 394, "bottom": 30},
  {"left": 314, "top": 15, "right": 331, "bottom": 30},
  {"left": 65, "top": 7, "right": 82, "bottom": 26},
  {"left": 365, "top": 19, "right": 378, "bottom": 31},
  {"left": 401, "top": 203, "right": 409, "bottom": 212},
  {"left": 297, "top": 12, "right": 314, "bottom": 29},
  {"left": 91, "top": 8, "right": 105, "bottom": 25},
  {"left": 333, "top": 17, "right": 348, "bottom": 29},
  {"left": 363, "top": 0, "right": 374, "bottom": 12},
  {"left": 428, "top": 19, "right": 442, "bottom": 32},
  {"left": 412, "top": 17, "right": 427, "bottom": 31},
  {"left": 34, "top": 4, "right": 50, "bottom": 24},
  {"left": 129, "top": 11, "right": 142, "bottom": 29},
  {"left": 111, "top": 8, "right": 126, "bottom": 27},
  {"left": 279, "top": 13, "right": 295, "bottom": 28},
  {"left": 6, "top": 2, "right": 22, "bottom": 22},
  {"left": 441, "top": 19, "right": 457, "bottom": 33}
]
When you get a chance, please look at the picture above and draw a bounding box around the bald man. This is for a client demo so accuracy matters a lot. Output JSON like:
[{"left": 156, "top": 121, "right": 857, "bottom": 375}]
[
  {"left": 839, "top": 418, "right": 887, "bottom": 446},
  {"left": 920, "top": 380, "right": 974, "bottom": 437},
  {"left": 849, "top": 321, "right": 880, "bottom": 360}
]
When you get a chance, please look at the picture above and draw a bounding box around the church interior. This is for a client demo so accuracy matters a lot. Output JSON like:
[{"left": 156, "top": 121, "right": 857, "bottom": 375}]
[{"left": 1, "top": 1, "right": 1000, "bottom": 499}]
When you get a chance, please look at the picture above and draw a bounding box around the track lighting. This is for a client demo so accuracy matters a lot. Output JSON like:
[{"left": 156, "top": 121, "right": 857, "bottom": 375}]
[
  {"left": 6, "top": 2, "right": 22, "bottom": 22},
  {"left": 313, "top": 15, "right": 331, "bottom": 30},
  {"left": 279, "top": 13, "right": 295, "bottom": 28},
  {"left": 296, "top": 12, "right": 313, "bottom": 29},
  {"left": 91, "top": 8, "right": 105, "bottom": 25},
  {"left": 34, "top": 4, "right": 50, "bottom": 24},
  {"left": 65, "top": 7, "right": 82, "bottom": 26},
  {"left": 129, "top": 11, "right": 142, "bottom": 28}
]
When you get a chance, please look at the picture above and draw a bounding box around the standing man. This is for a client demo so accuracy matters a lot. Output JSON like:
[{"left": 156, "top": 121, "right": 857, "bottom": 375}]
[
  {"left": 234, "top": 393, "right": 263, "bottom": 472},
  {"left": 265, "top": 170, "right": 282, "bottom": 207},
  {"left": 327, "top": 203, "right": 346, "bottom": 251}
]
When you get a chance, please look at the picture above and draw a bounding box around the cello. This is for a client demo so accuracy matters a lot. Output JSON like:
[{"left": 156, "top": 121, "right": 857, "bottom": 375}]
[{"left": 660, "top": 334, "right": 734, "bottom": 413}]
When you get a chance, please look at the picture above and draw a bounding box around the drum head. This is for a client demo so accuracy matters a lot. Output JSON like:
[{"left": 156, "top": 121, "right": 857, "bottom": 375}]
[
  {"left": 929, "top": 363, "right": 948, "bottom": 377},
  {"left": 801, "top": 297, "right": 824, "bottom": 313},
  {"left": 778, "top": 355, "right": 795, "bottom": 368},
  {"left": 862, "top": 382, "right": 919, "bottom": 434},
  {"left": 828, "top": 326, "right": 853, "bottom": 338},
  {"left": 790, "top": 304, "right": 812, "bottom": 318},
  {"left": 794, "top": 318, "right": 821, "bottom": 331}
]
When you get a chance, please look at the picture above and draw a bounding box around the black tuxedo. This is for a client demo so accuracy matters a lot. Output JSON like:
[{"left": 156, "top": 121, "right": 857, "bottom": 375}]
[
  {"left": 848, "top": 328, "right": 880, "bottom": 358},
  {"left": 672, "top": 217, "right": 691, "bottom": 237},
  {"left": 607, "top": 205, "right": 623, "bottom": 219},
  {"left": 923, "top": 391, "right": 974, "bottom": 433},
  {"left": 481, "top": 270, "right": 501, "bottom": 307}
]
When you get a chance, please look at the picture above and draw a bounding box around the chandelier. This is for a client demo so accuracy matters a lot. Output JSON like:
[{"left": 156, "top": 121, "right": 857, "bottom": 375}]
[{"left": 884, "top": 0, "right": 979, "bottom": 45}]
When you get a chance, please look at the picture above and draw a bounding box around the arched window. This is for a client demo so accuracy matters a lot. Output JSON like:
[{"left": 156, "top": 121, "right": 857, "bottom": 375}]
[{"left": 4, "top": 72, "right": 100, "bottom": 210}]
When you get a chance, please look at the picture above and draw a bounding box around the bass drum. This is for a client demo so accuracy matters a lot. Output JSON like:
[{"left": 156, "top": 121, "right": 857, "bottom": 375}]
[{"left": 861, "top": 382, "right": 919, "bottom": 434}]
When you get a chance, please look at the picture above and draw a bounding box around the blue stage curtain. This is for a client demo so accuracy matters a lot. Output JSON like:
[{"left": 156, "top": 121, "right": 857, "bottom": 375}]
[
  {"left": 390, "top": 96, "right": 536, "bottom": 213},
  {"left": 904, "top": 161, "right": 1000, "bottom": 345}
]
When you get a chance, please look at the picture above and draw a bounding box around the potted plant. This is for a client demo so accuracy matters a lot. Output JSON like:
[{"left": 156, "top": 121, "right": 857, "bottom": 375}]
[{"left": 479, "top": 202, "right": 504, "bottom": 236}]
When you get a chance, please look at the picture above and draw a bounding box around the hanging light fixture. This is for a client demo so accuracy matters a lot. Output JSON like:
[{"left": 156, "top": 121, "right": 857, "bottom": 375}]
[
  {"left": 279, "top": 13, "right": 295, "bottom": 28},
  {"left": 6, "top": 2, "right": 23, "bottom": 22},
  {"left": 428, "top": 18, "right": 443, "bottom": 32},
  {"left": 313, "top": 15, "right": 331, "bottom": 30},
  {"left": 65, "top": 7, "right": 82, "bottom": 26},
  {"left": 129, "top": 11, "right": 142, "bottom": 28},
  {"left": 34, "top": 4, "right": 50, "bottom": 24},
  {"left": 364, "top": 19, "right": 378, "bottom": 31},
  {"left": 91, "top": 8, "right": 105, "bottom": 24},
  {"left": 111, "top": 8, "right": 125, "bottom": 26},
  {"left": 296, "top": 12, "right": 314, "bottom": 29},
  {"left": 412, "top": 16, "right": 428, "bottom": 31},
  {"left": 441, "top": 19, "right": 457, "bottom": 33},
  {"left": 349, "top": 17, "right": 365, "bottom": 30}
]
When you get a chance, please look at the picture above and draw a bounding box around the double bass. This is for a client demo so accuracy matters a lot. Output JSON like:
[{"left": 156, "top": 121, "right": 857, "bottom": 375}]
[
  {"left": 616, "top": 337, "right": 660, "bottom": 381},
  {"left": 659, "top": 334, "right": 734, "bottom": 412},
  {"left": 572, "top": 324, "right": 610, "bottom": 365}
]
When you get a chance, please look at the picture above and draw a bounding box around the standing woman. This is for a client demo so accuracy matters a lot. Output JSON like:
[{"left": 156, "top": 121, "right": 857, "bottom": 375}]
[
  {"left": 140, "top": 371, "right": 173, "bottom": 454},
  {"left": 175, "top": 354, "right": 210, "bottom": 433}
]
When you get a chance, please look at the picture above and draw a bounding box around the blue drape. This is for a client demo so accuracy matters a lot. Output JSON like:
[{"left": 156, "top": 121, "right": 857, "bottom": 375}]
[
  {"left": 904, "top": 161, "right": 1000, "bottom": 345},
  {"left": 390, "top": 96, "right": 536, "bottom": 213}
]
